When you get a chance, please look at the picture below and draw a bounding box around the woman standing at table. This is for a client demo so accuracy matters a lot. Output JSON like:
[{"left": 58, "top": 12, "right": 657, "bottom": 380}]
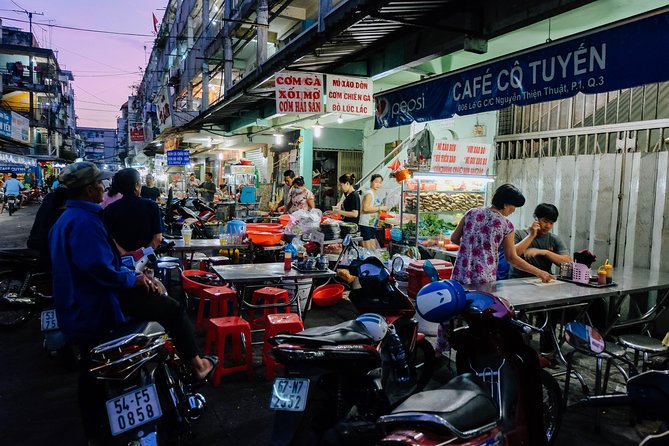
[
  {"left": 286, "top": 176, "right": 315, "bottom": 213},
  {"left": 359, "top": 174, "right": 388, "bottom": 248},
  {"left": 436, "top": 184, "right": 554, "bottom": 352},
  {"left": 333, "top": 173, "right": 360, "bottom": 224}
]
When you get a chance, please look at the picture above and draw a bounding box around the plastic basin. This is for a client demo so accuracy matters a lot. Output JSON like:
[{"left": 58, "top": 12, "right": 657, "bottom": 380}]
[
  {"left": 311, "top": 284, "right": 344, "bottom": 307},
  {"left": 247, "top": 230, "right": 284, "bottom": 246},
  {"left": 247, "top": 223, "right": 283, "bottom": 231},
  {"left": 279, "top": 214, "right": 291, "bottom": 227}
]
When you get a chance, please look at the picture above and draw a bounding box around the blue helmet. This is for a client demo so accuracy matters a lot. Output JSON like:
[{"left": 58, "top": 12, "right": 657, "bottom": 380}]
[{"left": 415, "top": 280, "right": 467, "bottom": 323}]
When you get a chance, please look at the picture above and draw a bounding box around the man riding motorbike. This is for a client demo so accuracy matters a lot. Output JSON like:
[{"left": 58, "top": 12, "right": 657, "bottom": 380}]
[{"left": 48, "top": 162, "right": 217, "bottom": 440}]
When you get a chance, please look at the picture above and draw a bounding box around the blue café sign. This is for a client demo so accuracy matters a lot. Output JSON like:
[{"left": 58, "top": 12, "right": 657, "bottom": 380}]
[
  {"left": 375, "top": 10, "right": 669, "bottom": 129},
  {"left": 166, "top": 149, "right": 190, "bottom": 166}
]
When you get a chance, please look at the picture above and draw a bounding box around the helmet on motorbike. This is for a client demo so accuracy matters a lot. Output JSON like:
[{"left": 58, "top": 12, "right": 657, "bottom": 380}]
[
  {"left": 415, "top": 280, "right": 466, "bottom": 323},
  {"left": 355, "top": 313, "right": 388, "bottom": 342}
]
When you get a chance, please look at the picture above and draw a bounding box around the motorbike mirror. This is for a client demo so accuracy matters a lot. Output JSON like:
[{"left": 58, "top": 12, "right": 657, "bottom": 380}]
[
  {"left": 342, "top": 234, "right": 352, "bottom": 247},
  {"left": 423, "top": 260, "right": 440, "bottom": 283},
  {"left": 564, "top": 321, "right": 605, "bottom": 354}
]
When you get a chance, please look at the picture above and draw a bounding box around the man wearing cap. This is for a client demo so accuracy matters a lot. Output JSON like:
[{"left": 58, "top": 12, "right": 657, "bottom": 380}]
[{"left": 49, "top": 162, "right": 216, "bottom": 439}]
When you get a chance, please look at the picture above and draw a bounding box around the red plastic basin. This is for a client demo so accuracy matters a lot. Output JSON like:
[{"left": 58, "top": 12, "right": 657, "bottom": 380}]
[{"left": 312, "top": 284, "right": 344, "bottom": 307}]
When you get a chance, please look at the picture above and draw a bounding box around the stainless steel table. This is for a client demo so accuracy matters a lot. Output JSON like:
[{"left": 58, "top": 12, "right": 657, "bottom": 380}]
[
  {"left": 212, "top": 263, "right": 335, "bottom": 320},
  {"left": 427, "top": 246, "right": 458, "bottom": 260}
]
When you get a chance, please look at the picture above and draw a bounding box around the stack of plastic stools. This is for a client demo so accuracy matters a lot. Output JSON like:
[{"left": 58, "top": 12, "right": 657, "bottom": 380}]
[
  {"left": 204, "top": 316, "right": 253, "bottom": 386},
  {"left": 198, "top": 286, "right": 237, "bottom": 332},
  {"left": 249, "top": 287, "right": 290, "bottom": 330},
  {"left": 263, "top": 313, "right": 304, "bottom": 380}
]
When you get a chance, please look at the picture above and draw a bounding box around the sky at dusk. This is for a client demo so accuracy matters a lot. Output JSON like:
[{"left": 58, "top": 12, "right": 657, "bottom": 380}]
[{"left": 2, "top": 0, "right": 166, "bottom": 128}]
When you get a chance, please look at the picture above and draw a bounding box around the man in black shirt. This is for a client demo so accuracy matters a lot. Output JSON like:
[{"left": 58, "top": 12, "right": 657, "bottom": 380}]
[
  {"left": 140, "top": 174, "right": 161, "bottom": 202},
  {"left": 199, "top": 171, "right": 216, "bottom": 202},
  {"left": 104, "top": 169, "right": 164, "bottom": 254}
]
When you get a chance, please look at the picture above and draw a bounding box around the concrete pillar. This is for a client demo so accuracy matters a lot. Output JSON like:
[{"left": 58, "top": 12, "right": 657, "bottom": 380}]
[
  {"left": 202, "top": 0, "right": 210, "bottom": 41},
  {"left": 256, "top": 0, "right": 269, "bottom": 65},
  {"left": 299, "top": 129, "right": 313, "bottom": 190}
]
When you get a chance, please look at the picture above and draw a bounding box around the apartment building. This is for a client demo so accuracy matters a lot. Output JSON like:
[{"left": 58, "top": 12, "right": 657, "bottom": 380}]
[{"left": 0, "top": 21, "right": 77, "bottom": 159}]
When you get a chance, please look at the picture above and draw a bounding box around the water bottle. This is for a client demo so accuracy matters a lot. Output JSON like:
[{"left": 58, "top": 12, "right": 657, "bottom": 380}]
[{"left": 387, "top": 325, "right": 410, "bottom": 383}]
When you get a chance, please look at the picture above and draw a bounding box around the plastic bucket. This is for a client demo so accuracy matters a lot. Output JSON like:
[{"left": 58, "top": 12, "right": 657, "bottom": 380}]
[
  {"left": 282, "top": 279, "right": 313, "bottom": 312},
  {"left": 312, "top": 284, "right": 344, "bottom": 307},
  {"left": 225, "top": 219, "right": 246, "bottom": 235}
]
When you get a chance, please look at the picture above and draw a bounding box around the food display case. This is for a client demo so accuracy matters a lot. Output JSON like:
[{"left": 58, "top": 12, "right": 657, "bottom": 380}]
[{"left": 400, "top": 176, "right": 489, "bottom": 243}]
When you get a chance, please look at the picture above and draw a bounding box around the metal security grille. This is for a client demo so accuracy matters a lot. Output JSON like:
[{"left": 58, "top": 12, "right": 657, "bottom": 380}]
[
  {"left": 243, "top": 148, "right": 268, "bottom": 182},
  {"left": 497, "top": 82, "right": 669, "bottom": 160}
]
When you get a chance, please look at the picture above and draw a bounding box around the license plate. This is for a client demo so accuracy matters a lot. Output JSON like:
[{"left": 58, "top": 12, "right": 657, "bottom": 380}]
[
  {"left": 269, "top": 378, "right": 309, "bottom": 412},
  {"left": 106, "top": 384, "right": 162, "bottom": 436},
  {"left": 40, "top": 309, "right": 59, "bottom": 331}
]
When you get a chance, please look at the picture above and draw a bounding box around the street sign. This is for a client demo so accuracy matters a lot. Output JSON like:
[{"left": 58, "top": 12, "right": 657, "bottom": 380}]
[{"left": 166, "top": 150, "right": 190, "bottom": 166}]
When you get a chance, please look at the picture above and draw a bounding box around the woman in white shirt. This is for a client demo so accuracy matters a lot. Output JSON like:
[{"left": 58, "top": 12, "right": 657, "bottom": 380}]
[{"left": 359, "top": 174, "right": 388, "bottom": 248}]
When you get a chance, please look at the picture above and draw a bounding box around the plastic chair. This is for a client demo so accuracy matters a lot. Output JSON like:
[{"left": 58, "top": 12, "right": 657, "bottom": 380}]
[
  {"left": 204, "top": 316, "right": 253, "bottom": 386},
  {"left": 263, "top": 313, "right": 304, "bottom": 380}
]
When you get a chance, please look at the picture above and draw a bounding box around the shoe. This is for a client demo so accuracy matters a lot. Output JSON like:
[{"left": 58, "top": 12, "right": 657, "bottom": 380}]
[{"left": 192, "top": 355, "right": 218, "bottom": 385}]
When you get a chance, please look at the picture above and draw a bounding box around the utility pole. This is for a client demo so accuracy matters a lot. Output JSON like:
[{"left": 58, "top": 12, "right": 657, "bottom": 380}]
[{"left": 12, "top": 7, "right": 44, "bottom": 154}]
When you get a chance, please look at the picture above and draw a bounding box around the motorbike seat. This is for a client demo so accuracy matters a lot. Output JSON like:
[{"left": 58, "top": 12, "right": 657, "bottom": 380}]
[
  {"left": 0, "top": 248, "right": 39, "bottom": 263},
  {"left": 378, "top": 373, "right": 499, "bottom": 438},
  {"left": 271, "top": 320, "right": 374, "bottom": 347},
  {"left": 98, "top": 320, "right": 167, "bottom": 345}
]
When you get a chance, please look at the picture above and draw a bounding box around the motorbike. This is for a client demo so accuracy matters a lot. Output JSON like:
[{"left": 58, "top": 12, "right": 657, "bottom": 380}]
[
  {"left": 268, "top": 255, "right": 436, "bottom": 446},
  {"left": 84, "top": 241, "right": 205, "bottom": 445},
  {"left": 376, "top": 274, "right": 563, "bottom": 446},
  {"left": 564, "top": 321, "right": 669, "bottom": 442},
  {"left": 6, "top": 194, "right": 19, "bottom": 215},
  {"left": 164, "top": 189, "right": 213, "bottom": 239},
  {"left": 88, "top": 320, "right": 207, "bottom": 445},
  {"left": 21, "top": 186, "right": 44, "bottom": 204},
  {"left": 0, "top": 248, "right": 52, "bottom": 330}
]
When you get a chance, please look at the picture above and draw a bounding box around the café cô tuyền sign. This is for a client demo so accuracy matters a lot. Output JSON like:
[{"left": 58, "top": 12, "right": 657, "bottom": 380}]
[{"left": 375, "top": 10, "right": 669, "bottom": 129}]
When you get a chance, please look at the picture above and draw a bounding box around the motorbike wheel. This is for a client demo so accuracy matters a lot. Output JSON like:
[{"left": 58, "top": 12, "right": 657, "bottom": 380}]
[
  {"left": 540, "top": 369, "right": 563, "bottom": 445},
  {"left": 0, "top": 271, "right": 34, "bottom": 330},
  {"left": 8, "top": 202, "right": 14, "bottom": 216}
]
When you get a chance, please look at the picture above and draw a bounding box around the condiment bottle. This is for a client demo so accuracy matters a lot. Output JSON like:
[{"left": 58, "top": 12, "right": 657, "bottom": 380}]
[
  {"left": 603, "top": 259, "right": 613, "bottom": 284},
  {"left": 597, "top": 265, "right": 607, "bottom": 285},
  {"left": 284, "top": 251, "right": 292, "bottom": 272}
]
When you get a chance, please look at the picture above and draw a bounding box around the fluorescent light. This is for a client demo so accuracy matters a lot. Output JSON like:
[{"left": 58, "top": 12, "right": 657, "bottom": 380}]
[
  {"left": 313, "top": 121, "right": 323, "bottom": 138},
  {"left": 336, "top": 115, "right": 344, "bottom": 124},
  {"left": 412, "top": 172, "right": 495, "bottom": 183},
  {"left": 218, "top": 153, "right": 224, "bottom": 160},
  {"left": 273, "top": 133, "right": 284, "bottom": 144}
]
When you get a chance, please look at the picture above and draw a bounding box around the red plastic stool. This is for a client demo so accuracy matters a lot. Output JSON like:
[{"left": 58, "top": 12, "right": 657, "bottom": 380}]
[
  {"left": 263, "top": 313, "right": 304, "bottom": 380},
  {"left": 197, "top": 286, "right": 238, "bottom": 332},
  {"left": 248, "top": 287, "right": 290, "bottom": 330},
  {"left": 204, "top": 317, "right": 253, "bottom": 386}
]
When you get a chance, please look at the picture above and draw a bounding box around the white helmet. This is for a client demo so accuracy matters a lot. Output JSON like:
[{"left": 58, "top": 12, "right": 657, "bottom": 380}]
[{"left": 356, "top": 313, "right": 388, "bottom": 342}]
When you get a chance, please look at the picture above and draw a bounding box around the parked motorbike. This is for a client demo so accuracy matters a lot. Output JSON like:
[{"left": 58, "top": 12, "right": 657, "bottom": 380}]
[
  {"left": 21, "top": 186, "right": 44, "bottom": 204},
  {"left": 565, "top": 321, "right": 669, "bottom": 438},
  {"left": 268, "top": 255, "right": 436, "bottom": 446},
  {"left": 376, "top": 276, "right": 563, "bottom": 446},
  {"left": 88, "top": 320, "right": 207, "bottom": 445},
  {"left": 164, "top": 189, "right": 212, "bottom": 239},
  {"left": 0, "top": 248, "right": 51, "bottom": 330}
]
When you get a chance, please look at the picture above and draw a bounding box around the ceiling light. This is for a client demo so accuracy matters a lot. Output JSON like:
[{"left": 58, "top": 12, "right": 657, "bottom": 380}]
[
  {"left": 218, "top": 153, "right": 224, "bottom": 160},
  {"left": 313, "top": 121, "right": 323, "bottom": 138},
  {"left": 273, "top": 133, "right": 284, "bottom": 144},
  {"left": 337, "top": 115, "right": 344, "bottom": 124}
]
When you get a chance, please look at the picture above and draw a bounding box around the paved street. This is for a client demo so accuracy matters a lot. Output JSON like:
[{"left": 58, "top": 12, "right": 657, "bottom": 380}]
[{"left": 0, "top": 202, "right": 664, "bottom": 445}]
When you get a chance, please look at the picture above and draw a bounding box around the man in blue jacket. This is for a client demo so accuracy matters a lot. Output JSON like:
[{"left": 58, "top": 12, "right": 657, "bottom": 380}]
[{"left": 49, "top": 162, "right": 215, "bottom": 439}]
